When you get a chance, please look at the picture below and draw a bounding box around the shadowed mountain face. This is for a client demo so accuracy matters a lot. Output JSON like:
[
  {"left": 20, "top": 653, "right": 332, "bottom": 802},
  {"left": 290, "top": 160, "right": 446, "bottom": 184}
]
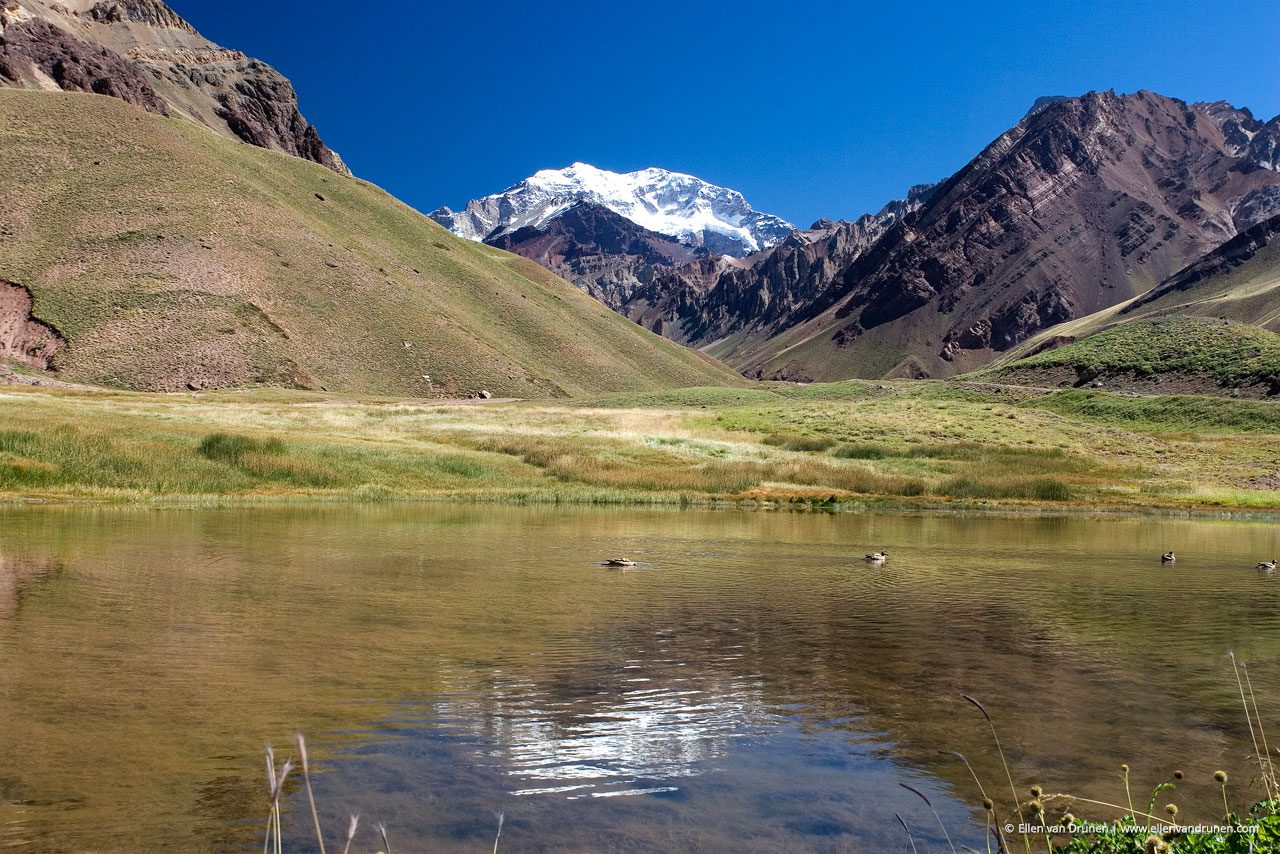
[
  {"left": 474, "top": 91, "right": 1280, "bottom": 382},
  {"left": 1122, "top": 211, "right": 1280, "bottom": 325},
  {"left": 0, "top": 0, "right": 348, "bottom": 174},
  {"left": 995, "top": 210, "right": 1280, "bottom": 379},
  {"left": 492, "top": 185, "right": 936, "bottom": 348},
  {"left": 487, "top": 202, "right": 710, "bottom": 309}
]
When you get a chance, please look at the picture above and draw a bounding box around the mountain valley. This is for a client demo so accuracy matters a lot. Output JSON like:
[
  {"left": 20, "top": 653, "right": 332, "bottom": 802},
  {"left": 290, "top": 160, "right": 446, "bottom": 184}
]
[{"left": 442, "top": 92, "right": 1280, "bottom": 385}]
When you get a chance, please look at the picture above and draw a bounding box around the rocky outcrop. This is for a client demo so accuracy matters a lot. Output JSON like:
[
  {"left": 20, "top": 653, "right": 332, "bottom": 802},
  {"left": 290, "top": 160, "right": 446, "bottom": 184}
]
[
  {"left": 0, "top": 0, "right": 348, "bottom": 175},
  {"left": 0, "top": 14, "right": 168, "bottom": 114},
  {"left": 211, "top": 64, "right": 349, "bottom": 174},
  {"left": 680, "top": 184, "right": 938, "bottom": 344},
  {"left": 86, "top": 0, "right": 193, "bottom": 30}
]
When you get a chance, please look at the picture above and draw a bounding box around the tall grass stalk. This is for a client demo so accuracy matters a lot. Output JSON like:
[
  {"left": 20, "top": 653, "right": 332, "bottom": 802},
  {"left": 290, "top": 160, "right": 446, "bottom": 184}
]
[
  {"left": 262, "top": 746, "right": 293, "bottom": 854},
  {"left": 1229, "top": 651, "right": 1275, "bottom": 801},
  {"left": 492, "top": 811, "right": 505, "bottom": 854},
  {"left": 296, "top": 732, "right": 327, "bottom": 854},
  {"left": 894, "top": 812, "right": 920, "bottom": 854},
  {"left": 900, "top": 783, "right": 959, "bottom": 854},
  {"left": 963, "top": 694, "right": 1031, "bottom": 854},
  {"left": 341, "top": 814, "right": 359, "bottom": 854},
  {"left": 1242, "top": 659, "right": 1276, "bottom": 790},
  {"left": 1120, "top": 764, "right": 1134, "bottom": 820},
  {"left": 264, "top": 745, "right": 277, "bottom": 854},
  {"left": 951, "top": 752, "right": 1000, "bottom": 854}
]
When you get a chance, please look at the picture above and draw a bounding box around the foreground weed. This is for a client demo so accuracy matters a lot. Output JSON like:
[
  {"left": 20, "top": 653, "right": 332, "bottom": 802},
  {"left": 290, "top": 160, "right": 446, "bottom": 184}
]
[{"left": 955, "top": 661, "right": 1280, "bottom": 853}]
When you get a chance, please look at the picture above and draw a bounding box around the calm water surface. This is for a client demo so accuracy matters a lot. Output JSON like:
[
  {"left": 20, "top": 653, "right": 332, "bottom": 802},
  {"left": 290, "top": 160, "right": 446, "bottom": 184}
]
[{"left": 2, "top": 505, "right": 1279, "bottom": 852}]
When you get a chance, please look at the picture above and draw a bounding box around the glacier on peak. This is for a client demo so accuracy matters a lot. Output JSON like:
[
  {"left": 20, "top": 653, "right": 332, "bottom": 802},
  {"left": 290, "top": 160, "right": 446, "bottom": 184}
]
[{"left": 430, "top": 162, "right": 796, "bottom": 257}]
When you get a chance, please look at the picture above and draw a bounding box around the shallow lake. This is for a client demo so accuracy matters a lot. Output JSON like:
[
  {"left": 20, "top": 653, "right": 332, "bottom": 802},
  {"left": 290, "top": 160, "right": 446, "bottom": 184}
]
[{"left": 2, "top": 505, "right": 1279, "bottom": 851}]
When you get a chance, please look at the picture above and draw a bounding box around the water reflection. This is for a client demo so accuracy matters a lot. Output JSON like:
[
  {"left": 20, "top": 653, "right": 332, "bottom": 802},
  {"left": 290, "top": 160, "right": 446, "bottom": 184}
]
[
  {"left": 0, "top": 506, "right": 1278, "bottom": 851},
  {"left": 0, "top": 554, "right": 58, "bottom": 617},
  {"left": 434, "top": 654, "right": 768, "bottom": 797}
]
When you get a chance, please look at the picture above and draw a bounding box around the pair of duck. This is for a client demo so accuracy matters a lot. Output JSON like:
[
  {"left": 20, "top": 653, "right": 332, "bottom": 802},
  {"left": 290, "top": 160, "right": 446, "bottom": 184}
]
[{"left": 1162, "top": 552, "right": 1277, "bottom": 571}]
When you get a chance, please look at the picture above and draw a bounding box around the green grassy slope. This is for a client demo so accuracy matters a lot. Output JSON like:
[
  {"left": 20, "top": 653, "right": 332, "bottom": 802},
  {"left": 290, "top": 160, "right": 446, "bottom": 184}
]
[
  {"left": 0, "top": 90, "right": 739, "bottom": 396},
  {"left": 981, "top": 317, "right": 1280, "bottom": 395}
]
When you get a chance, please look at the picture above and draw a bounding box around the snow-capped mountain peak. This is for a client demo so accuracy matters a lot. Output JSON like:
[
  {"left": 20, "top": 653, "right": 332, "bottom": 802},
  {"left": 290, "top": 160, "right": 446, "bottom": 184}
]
[{"left": 430, "top": 163, "right": 795, "bottom": 257}]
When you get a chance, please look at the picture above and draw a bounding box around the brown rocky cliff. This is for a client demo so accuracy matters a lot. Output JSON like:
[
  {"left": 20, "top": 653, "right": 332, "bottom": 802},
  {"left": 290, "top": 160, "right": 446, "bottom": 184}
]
[
  {"left": 0, "top": 13, "right": 169, "bottom": 114},
  {"left": 0, "top": 0, "right": 348, "bottom": 175}
]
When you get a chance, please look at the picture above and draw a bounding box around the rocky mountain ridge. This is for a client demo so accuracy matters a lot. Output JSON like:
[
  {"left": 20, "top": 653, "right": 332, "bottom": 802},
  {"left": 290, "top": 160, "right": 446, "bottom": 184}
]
[
  {"left": 731, "top": 90, "right": 1280, "bottom": 381},
  {"left": 0, "top": 0, "right": 348, "bottom": 174}
]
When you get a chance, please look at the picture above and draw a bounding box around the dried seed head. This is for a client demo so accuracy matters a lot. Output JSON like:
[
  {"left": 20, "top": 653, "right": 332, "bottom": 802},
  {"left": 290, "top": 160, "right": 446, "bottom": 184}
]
[
  {"left": 1030, "top": 799, "right": 1044, "bottom": 815},
  {"left": 1215, "top": 770, "right": 1228, "bottom": 783},
  {"left": 1121, "top": 763, "right": 1130, "bottom": 774},
  {"left": 1173, "top": 770, "right": 1184, "bottom": 780},
  {"left": 1030, "top": 785, "right": 1043, "bottom": 798},
  {"left": 1062, "top": 813, "right": 1076, "bottom": 826},
  {"left": 982, "top": 798, "right": 994, "bottom": 811},
  {"left": 1165, "top": 803, "right": 1178, "bottom": 817}
]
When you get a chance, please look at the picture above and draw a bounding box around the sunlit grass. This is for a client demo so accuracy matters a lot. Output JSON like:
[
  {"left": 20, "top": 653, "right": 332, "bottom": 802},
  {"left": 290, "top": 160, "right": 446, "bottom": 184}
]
[{"left": 0, "top": 380, "right": 1278, "bottom": 510}]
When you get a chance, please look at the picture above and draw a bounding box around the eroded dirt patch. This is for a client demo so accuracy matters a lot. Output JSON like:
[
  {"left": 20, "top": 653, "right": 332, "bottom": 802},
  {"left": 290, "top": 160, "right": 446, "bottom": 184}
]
[{"left": 0, "top": 280, "right": 63, "bottom": 370}]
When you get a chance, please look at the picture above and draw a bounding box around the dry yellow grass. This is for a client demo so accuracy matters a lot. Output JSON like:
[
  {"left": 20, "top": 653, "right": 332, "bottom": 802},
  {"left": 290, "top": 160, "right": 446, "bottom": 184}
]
[{"left": 1, "top": 380, "right": 1279, "bottom": 512}]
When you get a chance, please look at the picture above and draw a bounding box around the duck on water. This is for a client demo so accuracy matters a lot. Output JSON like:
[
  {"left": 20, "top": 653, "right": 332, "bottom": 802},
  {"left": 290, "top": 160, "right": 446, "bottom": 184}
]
[{"left": 864, "top": 550, "right": 888, "bottom": 564}]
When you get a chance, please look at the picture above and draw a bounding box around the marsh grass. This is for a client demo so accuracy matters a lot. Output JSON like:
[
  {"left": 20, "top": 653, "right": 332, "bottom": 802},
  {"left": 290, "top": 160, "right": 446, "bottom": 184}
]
[
  {"left": 1, "top": 383, "right": 1278, "bottom": 510},
  {"left": 939, "top": 476, "right": 1073, "bottom": 502},
  {"left": 266, "top": 736, "right": 391, "bottom": 854},
  {"left": 952, "top": 664, "right": 1280, "bottom": 853},
  {"left": 762, "top": 433, "right": 837, "bottom": 452}
]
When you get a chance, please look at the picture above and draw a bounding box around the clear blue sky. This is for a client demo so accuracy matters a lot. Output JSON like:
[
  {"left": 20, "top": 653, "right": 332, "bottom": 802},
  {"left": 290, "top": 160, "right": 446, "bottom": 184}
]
[{"left": 171, "top": 0, "right": 1279, "bottom": 227}]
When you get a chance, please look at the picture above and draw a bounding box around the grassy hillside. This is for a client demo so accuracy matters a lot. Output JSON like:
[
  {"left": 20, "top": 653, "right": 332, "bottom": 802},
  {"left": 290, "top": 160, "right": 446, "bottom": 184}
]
[
  {"left": 2, "top": 380, "right": 1280, "bottom": 511},
  {"left": 0, "top": 90, "right": 738, "bottom": 396},
  {"left": 980, "top": 317, "right": 1280, "bottom": 396}
]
